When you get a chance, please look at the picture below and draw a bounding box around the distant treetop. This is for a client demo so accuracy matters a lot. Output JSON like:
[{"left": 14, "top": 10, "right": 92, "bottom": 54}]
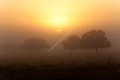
[
  {"left": 81, "top": 29, "right": 111, "bottom": 52},
  {"left": 21, "top": 37, "right": 49, "bottom": 51}
]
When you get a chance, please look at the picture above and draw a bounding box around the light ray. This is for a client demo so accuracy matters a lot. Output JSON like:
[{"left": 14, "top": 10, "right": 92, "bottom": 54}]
[{"left": 48, "top": 28, "right": 74, "bottom": 52}]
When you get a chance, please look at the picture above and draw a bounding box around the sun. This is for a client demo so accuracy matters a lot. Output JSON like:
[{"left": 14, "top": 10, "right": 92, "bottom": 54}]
[
  {"left": 43, "top": 5, "right": 71, "bottom": 28},
  {"left": 48, "top": 16, "right": 68, "bottom": 27}
]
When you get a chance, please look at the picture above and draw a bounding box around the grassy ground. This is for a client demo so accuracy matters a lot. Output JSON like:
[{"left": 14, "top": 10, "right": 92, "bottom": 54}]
[{"left": 0, "top": 63, "right": 120, "bottom": 80}]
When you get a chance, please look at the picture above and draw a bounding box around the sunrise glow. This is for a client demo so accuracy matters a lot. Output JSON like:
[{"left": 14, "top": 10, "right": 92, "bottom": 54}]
[
  {"left": 0, "top": 0, "right": 120, "bottom": 31},
  {"left": 41, "top": 5, "right": 71, "bottom": 29}
]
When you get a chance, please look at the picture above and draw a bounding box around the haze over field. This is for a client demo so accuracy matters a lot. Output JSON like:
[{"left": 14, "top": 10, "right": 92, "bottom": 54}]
[{"left": 0, "top": 0, "right": 120, "bottom": 64}]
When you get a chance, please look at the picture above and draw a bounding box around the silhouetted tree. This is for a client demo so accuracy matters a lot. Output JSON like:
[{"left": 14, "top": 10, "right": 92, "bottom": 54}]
[
  {"left": 21, "top": 38, "right": 49, "bottom": 51},
  {"left": 62, "top": 35, "right": 81, "bottom": 54},
  {"left": 81, "top": 30, "right": 111, "bottom": 53}
]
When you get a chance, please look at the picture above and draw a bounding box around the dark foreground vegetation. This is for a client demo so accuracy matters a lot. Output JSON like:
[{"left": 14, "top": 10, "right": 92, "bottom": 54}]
[{"left": 0, "top": 62, "right": 120, "bottom": 80}]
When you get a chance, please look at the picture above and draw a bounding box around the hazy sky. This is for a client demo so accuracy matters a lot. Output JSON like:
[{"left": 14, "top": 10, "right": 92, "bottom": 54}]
[
  {"left": 0, "top": 0, "right": 120, "bottom": 49},
  {"left": 0, "top": 0, "right": 120, "bottom": 64},
  {"left": 0, "top": 0, "right": 120, "bottom": 26}
]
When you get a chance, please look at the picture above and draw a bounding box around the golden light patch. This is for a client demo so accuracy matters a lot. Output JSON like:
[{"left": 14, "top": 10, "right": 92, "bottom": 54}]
[
  {"left": 56, "top": 28, "right": 62, "bottom": 33},
  {"left": 48, "top": 17, "right": 68, "bottom": 27}
]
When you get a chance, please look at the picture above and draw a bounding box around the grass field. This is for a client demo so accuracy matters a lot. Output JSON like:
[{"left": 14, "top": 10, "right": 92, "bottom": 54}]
[{"left": 0, "top": 62, "right": 120, "bottom": 80}]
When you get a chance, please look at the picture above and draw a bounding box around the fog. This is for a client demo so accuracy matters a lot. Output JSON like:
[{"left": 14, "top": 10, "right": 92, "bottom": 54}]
[{"left": 0, "top": 0, "right": 120, "bottom": 65}]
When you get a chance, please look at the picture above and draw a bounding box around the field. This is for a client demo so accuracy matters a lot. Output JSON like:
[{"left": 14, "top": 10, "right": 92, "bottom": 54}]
[{"left": 0, "top": 62, "right": 120, "bottom": 80}]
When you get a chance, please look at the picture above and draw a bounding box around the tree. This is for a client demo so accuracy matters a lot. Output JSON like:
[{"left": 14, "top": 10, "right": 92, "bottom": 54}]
[
  {"left": 62, "top": 35, "right": 81, "bottom": 54},
  {"left": 21, "top": 38, "right": 49, "bottom": 51},
  {"left": 81, "top": 29, "right": 111, "bottom": 53}
]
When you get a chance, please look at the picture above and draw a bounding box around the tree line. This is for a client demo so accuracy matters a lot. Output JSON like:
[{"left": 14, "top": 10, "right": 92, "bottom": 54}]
[
  {"left": 0, "top": 29, "right": 111, "bottom": 53},
  {"left": 62, "top": 29, "right": 111, "bottom": 53}
]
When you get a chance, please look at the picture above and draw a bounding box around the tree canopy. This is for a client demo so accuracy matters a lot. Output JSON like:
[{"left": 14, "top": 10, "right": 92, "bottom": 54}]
[
  {"left": 62, "top": 35, "right": 81, "bottom": 53},
  {"left": 21, "top": 38, "right": 49, "bottom": 51},
  {"left": 81, "top": 30, "right": 111, "bottom": 52},
  {"left": 62, "top": 30, "right": 111, "bottom": 53}
]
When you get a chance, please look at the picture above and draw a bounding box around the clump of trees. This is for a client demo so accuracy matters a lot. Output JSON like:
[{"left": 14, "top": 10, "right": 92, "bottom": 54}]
[
  {"left": 21, "top": 38, "right": 49, "bottom": 51},
  {"left": 62, "top": 29, "right": 111, "bottom": 53},
  {"left": 62, "top": 35, "right": 81, "bottom": 53}
]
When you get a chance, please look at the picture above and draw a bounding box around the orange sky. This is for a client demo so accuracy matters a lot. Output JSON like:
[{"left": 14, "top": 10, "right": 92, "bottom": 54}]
[
  {"left": 0, "top": 0, "right": 120, "bottom": 28},
  {"left": 0, "top": 0, "right": 120, "bottom": 50},
  {"left": 0, "top": 0, "right": 119, "bottom": 41}
]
